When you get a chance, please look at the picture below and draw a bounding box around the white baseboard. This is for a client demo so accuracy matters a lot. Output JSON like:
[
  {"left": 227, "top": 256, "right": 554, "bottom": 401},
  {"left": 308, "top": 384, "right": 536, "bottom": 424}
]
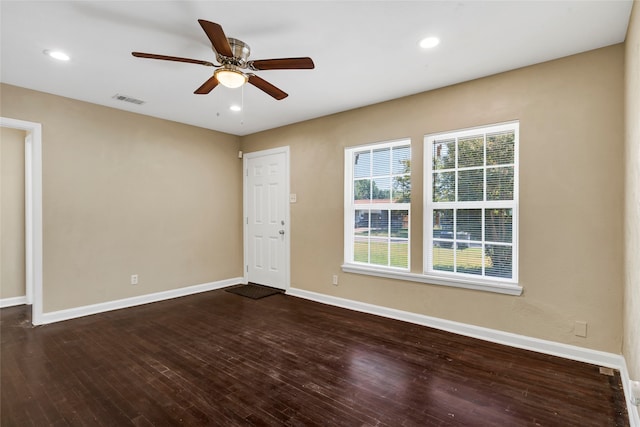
[
  {"left": 621, "top": 358, "right": 640, "bottom": 426},
  {"left": 286, "top": 287, "right": 638, "bottom": 427},
  {"left": 39, "top": 277, "right": 244, "bottom": 325},
  {"left": 0, "top": 295, "right": 27, "bottom": 308}
]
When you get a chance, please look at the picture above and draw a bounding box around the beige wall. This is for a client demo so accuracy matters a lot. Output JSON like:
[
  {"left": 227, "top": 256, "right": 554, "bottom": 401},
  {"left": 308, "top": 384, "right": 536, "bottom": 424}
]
[
  {"left": 0, "top": 84, "right": 244, "bottom": 312},
  {"left": 0, "top": 127, "right": 26, "bottom": 299},
  {"left": 624, "top": 1, "right": 640, "bottom": 389},
  {"left": 0, "top": 43, "right": 627, "bottom": 354},
  {"left": 242, "top": 45, "right": 625, "bottom": 353}
]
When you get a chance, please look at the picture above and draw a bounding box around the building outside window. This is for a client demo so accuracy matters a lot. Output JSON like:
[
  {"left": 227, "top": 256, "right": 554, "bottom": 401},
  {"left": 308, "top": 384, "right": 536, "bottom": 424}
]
[
  {"left": 425, "top": 121, "right": 519, "bottom": 284},
  {"left": 344, "top": 139, "right": 411, "bottom": 270}
]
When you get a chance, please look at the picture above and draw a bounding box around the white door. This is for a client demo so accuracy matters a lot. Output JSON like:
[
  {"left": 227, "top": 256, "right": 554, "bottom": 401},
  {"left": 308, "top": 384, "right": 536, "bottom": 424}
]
[{"left": 244, "top": 148, "right": 289, "bottom": 290}]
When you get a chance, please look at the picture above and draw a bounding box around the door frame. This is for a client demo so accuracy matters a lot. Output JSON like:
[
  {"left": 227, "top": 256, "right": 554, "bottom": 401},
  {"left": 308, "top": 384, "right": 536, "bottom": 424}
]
[
  {"left": 1, "top": 117, "right": 43, "bottom": 325},
  {"left": 242, "top": 146, "right": 291, "bottom": 290}
]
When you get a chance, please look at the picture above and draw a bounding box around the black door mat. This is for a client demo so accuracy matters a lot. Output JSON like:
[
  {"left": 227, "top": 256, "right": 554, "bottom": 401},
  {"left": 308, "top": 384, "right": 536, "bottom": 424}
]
[{"left": 225, "top": 284, "right": 284, "bottom": 299}]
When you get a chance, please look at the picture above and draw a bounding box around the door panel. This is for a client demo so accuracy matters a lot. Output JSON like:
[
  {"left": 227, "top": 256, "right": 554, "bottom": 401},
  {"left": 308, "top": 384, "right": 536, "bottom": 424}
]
[{"left": 246, "top": 151, "right": 287, "bottom": 289}]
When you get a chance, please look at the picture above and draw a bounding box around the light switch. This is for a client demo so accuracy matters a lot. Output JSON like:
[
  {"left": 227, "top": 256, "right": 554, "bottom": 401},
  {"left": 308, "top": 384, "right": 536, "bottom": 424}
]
[{"left": 289, "top": 194, "right": 297, "bottom": 203}]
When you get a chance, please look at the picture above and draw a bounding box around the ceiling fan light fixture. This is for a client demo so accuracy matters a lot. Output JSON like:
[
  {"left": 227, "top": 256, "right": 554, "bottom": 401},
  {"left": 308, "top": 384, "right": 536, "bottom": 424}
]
[{"left": 215, "top": 67, "right": 247, "bottom": 88}]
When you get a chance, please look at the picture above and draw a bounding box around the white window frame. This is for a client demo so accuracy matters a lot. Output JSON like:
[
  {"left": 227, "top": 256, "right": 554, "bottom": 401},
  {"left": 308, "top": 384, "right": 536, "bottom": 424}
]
[
  {"left": 343, "top": 139, "right": 411, "bottom": 272},
  {"left": 424, "top": 121, "right": 520, "bottom": 292}
]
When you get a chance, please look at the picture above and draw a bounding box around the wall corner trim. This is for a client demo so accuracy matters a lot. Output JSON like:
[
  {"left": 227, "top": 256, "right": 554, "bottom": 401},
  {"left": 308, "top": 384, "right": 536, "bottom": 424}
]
[
  {"left": 38, "top": 277, "right": 244, "bottom": 325},
  {"left": 621, "top": 358, "right": 640, "bottom": 426},
  {"left": 286, "top": 287, "right": 638, "bottom": 427}
]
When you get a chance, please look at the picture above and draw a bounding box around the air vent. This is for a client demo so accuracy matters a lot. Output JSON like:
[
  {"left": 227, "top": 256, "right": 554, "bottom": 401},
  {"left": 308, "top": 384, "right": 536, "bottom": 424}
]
[{"left": 112, "top": 94, "right": 145, "bottom": 105}]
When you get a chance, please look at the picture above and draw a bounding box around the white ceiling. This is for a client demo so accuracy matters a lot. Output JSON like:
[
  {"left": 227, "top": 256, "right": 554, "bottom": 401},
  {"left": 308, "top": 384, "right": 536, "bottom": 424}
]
[{"left": 1, "top": 1, "right": 633, "bottom": 136}]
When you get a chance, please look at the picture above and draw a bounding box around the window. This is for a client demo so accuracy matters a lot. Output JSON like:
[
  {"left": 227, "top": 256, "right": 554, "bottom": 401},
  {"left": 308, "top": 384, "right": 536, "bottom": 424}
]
[
  {"left": 344, "top": 140, "right": 411, "bottom": 270},
  {"left": 425, "top": 122, "right": 518, "bottom": 284},
  {"left": 342, "top": 123, "right": 520, "bottom": 295}
]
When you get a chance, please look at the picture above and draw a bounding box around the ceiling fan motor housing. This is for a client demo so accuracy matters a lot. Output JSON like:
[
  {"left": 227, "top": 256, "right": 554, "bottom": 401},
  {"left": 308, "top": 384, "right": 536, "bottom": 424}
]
[{"left": 216, "top": 38, "right": 250, "bottom": 67}]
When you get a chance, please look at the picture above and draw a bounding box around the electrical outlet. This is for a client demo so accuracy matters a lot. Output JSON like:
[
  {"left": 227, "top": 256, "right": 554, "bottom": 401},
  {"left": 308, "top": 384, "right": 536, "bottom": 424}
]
[
  {"left": 131, "top": 274, "right": 138, "bottom": 285},
  {"left": 574, "top": 320, "right": 587, "bottom": 337},
  {"left": 332, "top": 274, "right": 338, "bottom": 286}
]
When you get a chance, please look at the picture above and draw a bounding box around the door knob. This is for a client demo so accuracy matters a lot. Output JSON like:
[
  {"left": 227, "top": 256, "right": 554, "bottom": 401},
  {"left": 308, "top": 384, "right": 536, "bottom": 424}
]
[{"left": 279, "top": 230, "right": 285, "bottom": 235}]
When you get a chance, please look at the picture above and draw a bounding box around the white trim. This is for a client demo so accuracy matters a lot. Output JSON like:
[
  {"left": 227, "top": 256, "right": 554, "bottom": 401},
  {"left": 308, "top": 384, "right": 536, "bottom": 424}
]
[
  {"left": 344, "top": 137, "right": 413, "bottom": 152},
  {"left": 24, "top": 133, "right": 33, "bottom": 305},
  {"left": 633, "top": 399, "right": 640, "bottom": 425},
  {"left": 344, "top": 150, "right": 353, "bottom": 264},
  {"left": 39, "top": 277, "right": 243, "bottom": 325},
  {"left": 342, "top": 263, "right": 522, "bottom": 295},
  {"left": 0, "top": 117, "right": 43, "bottom": 325},
  {"left": 286, "top": 287, "right": 637, "bottom": 425},
  {"left": 621, "top": 358, "right": 640, "bottom": 426},
  {"left": 0, "top": 296, "right": 28, "bottom": 308},
  {"left": 242, "top": 146, "right": 291, "bottom": 291}
]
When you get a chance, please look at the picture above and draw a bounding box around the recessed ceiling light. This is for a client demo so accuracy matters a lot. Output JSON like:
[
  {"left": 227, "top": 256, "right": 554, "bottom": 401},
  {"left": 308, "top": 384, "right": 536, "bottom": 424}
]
[
  {"left": 43, "top": 49, "right": 70, "bottom": 61},
  {"left": 230, "top": 105, "right": 242, "bottom": 112},
  {"left": 419, "top": 37, "right": 440, "bottom": 49}
]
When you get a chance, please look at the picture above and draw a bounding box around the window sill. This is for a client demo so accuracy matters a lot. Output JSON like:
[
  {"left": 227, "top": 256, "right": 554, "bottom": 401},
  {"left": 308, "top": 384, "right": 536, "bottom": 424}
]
[{"left": 341, "top": 264, "right": 523, "bottom": 296}]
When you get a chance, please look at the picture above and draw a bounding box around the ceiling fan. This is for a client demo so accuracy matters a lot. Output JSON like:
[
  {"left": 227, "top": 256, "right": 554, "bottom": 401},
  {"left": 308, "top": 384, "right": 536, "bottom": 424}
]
[{"left": 132, "top": 19, "right": 315, "bottom": 100}]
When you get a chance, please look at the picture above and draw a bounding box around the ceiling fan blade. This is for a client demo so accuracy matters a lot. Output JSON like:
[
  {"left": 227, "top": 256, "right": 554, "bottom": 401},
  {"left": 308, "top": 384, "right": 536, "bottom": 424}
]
[
  {"left": 132, "top": 52, "right": 214, "bottom": 67},
  {"left": 198, "top": 20, "right": 233, "bottom": 57},
  {"left": 248, "top": 75, "right": 288, "bottom": 100},
  {"left": 194, "top": 75, "right": 219, "bottom": 94},
  {"left": 249, "top": 57, "right": 315, "bottom": 70}
]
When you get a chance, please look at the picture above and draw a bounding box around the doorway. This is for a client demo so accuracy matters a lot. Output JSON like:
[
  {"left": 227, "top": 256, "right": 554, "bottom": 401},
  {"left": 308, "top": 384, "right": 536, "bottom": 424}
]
[
  {"left": 0, "top": 117, "right": 43, "bottom": 325},
  {"left": 243, "top": 147, "right": 290, "bottom": 290}
]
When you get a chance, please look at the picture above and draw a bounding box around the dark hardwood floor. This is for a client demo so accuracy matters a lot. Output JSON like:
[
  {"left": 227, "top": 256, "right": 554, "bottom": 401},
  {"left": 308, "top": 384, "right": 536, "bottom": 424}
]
[{"left": 1, "top": 289, "right": 629, "bottom": 426}]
